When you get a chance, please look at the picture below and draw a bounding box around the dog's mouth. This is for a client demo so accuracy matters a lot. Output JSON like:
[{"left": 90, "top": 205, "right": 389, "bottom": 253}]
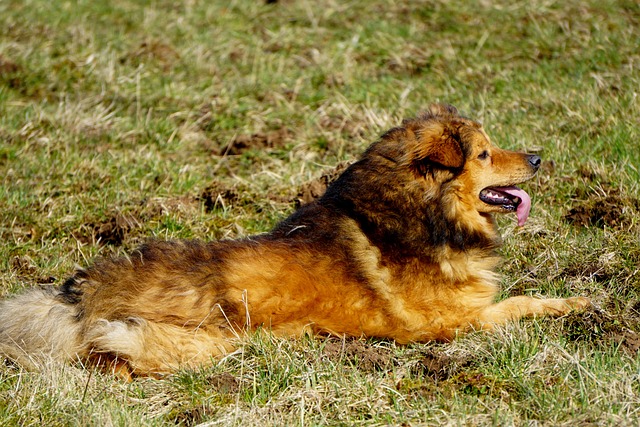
[{"left": 479, "top": 186, "right": 532, "bottom": 226}]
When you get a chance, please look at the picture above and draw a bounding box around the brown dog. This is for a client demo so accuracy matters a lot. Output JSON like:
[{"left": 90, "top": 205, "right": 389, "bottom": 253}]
[{"left": 0, "top": 104, "right": 589, "bottom": 378}]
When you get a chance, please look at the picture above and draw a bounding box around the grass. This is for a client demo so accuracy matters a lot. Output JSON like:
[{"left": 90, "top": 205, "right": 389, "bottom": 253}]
[{"left": 1, "top": 0, "right": 639, "bottom": 425}]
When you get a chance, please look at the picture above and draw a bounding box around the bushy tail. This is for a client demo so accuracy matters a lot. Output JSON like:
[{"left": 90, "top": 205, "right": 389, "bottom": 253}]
[{"left": 0, "top": 287, "right": 83, "bottom": 368}]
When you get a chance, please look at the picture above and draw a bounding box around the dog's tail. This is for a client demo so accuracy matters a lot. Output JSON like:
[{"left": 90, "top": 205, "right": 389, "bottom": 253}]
[{"left": 0, "top": 287, "right": 83, "bottom": 368}]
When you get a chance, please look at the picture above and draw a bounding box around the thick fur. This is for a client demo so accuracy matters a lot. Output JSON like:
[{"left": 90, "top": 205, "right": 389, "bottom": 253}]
[{"left": 0, "top": 104, "right": 589, "bottom": 378}]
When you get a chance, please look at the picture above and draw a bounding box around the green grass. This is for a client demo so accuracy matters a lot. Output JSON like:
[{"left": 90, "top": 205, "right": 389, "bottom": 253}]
[{"left": 1, "top": 0, "right": 639, "bottom": 425}]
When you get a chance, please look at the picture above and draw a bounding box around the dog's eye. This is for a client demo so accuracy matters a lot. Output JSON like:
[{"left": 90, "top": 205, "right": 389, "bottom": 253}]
[{"left": 478, "top": 150, "right": 490, "bottom": 160}]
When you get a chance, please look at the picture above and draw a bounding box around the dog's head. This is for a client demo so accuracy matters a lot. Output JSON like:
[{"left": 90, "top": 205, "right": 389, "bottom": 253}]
[
  {"left": 323, "top": 104, "right": 540, "bottom": 254},
  {"left": 400, "top": 104, "right": 540, "bottom": 227}
]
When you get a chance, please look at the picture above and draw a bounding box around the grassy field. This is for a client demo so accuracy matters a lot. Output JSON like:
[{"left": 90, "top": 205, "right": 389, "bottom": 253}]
[{"left": 1, "top": 0, "right": 639, "bottom": 425}]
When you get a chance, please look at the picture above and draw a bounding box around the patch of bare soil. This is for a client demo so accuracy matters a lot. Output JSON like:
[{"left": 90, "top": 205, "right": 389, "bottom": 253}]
[
  {"left": 398, "top": 349, "right": 502, "bottom": 400},
  {"left": 322, "top": 339, "right": 393, "bottom": 372},
  {"left": 565, "top": 192, "right": 640, "bottom": 230},
  {"left": 199, "top": 182, "right": 240, "bottom": 212},
  {"left": 219, "top": 128, "right": 292, "bottom": 155},
  {"left": 120, "top": 39, "right": 180, "bottom": 71},
  {"left": 383, "top": 45, "right": 434, "bottom": 76},
  {"left": 167, "top": 402, "right": 216, "bottom": 426},
  {"left": 561, "top": 261, "right": 612, "bottom": 284},
  {"left": 576, "top": 164, "right": 603, "bottom": 182},
  {"left": 207, "top": 372, "right": 241, "bottom": 394},
  {"left": 9, "top": 256, "right": 56, "bottom": 284},
  {"left": 166, "top": 373, "right": 239, "bottom": 425},
  {"left": 74, "top": 212, "right": 140, "bottom": 246},
  {"left": 141, "top": 196, "right": 199, "bottom": 219},
  {"left": 411, "top": 348, "right": 472, "bottom": 381},
  {"left": 561, "top": 307, "right": 640, "bottom": 355},
  {"left": 0, "top": 55, "right": 27, "bottom": 93},
  {"left": 317, "top": 115, "right": 367, "bottom": 139},
  {"left": 293, "top": 161, "right": 352, "bottom": 207},
  {"left": 0, "top": 55, "right": 21, "bottom": 75}
]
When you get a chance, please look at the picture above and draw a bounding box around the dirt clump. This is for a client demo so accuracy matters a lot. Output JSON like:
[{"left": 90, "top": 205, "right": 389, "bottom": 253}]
[
  {"left": 317, "top": 115, "right": 367, "bottom": 139},
  {"left": 75, "top": 212, "right": 140, "bottom": 246},
  {"left": 412, "top": 349, "right": 472, "bottom": 381},
  {"left": 0, "top": 55, "right": 21, "bottom": 76},
  {"left": 576, "top": 164, "right": 603, "bottom": 182},
  {"left": 10, "top": 255, "right": 38, "bottom": 278},
  {"left": 565, "top": 194, "right": 640, "bottom": 230},
  {"left": 141, "top": 196, "right": 199, "bottom": 219},
  {"left": 207, "top": 372, "right": 240, "bottom": 394},
  {"left": 0, "top": 55, "right": 27, "bottom": 94},
  {"left": 561, "top": 307, "right": 640, "bottom": 355},
  {"left": 561, "top": 261, "right": 612, "bottom": 284},
  {"left": 219, "top": 128, "right": 291, "bottom": 155},
  {"left": 120, "top": 39, "right": 180, "bottom": 71},
  {"left": 167, "top": 403, "right": 214, "bottom": 426},
  {"left": 294, "top": 161, "right": 352, "bottom": 206},
  {"left": 199, "top": 183, "right": 240, "bottom": 212},
  {"left": 322, "top": 339, "right": 393, "bottom": 372},
  {"left": 9, "top": 256, "right": 56, "bottom": 284}
]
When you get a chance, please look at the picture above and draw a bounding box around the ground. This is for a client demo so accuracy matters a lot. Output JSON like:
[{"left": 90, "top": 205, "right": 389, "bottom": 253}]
[{"left": 0, "top": 0, "right": 639, "bottom": 425}]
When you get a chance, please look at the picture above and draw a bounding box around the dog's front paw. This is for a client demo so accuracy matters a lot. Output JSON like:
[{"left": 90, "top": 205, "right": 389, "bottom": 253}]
[{"left": 564, "top": 296, "right": 592, "bottom": 312}]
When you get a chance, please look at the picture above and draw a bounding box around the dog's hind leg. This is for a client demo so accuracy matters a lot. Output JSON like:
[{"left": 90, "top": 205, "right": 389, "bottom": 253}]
[
  {"left": 83, "top": 318, "right": 237, "bottom": 376},
  {"left": 85, "top": 352, "right": 137, "bottom": 382},
  {"left": 477, "top": 295, "right": 591, "bottom": 329}
]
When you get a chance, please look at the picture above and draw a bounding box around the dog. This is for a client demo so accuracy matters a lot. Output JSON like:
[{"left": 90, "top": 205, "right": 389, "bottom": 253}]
[{"left": 0, "top": 104, "right": 590, "bottom": 379}]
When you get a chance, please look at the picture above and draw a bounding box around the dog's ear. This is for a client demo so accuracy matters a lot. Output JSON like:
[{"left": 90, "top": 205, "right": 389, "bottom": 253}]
[
  {"left": 409, "top": 124, "right": 465, "bottom": 172},
  {"left": 423, "top": 130, "right": 464, "bottom": 169}
]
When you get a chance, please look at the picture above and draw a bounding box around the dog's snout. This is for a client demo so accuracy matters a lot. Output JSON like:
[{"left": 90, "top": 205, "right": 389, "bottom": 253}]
[{"left": 527, "top": 154, "right": 541, "bottom": 169}]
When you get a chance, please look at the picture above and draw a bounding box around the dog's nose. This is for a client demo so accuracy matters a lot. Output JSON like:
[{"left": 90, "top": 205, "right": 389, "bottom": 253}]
[{"left": 527, "top": 154, "right": 541, "bottom": 169}]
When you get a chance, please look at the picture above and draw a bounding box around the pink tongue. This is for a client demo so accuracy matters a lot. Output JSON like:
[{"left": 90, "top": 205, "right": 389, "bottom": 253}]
[{"left": 500, "top": 186, "right": 532, "bottom": 226}]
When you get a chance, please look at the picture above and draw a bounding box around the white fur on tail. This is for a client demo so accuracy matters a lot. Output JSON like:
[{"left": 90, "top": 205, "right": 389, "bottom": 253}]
[{"left": 0, "top": 288, "right": 83, "bottom": 367}]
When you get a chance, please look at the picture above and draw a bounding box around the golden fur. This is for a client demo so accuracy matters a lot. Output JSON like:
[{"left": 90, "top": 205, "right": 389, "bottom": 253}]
[{"left": 0, "top": 104, "right": 590, "bottom": 379}]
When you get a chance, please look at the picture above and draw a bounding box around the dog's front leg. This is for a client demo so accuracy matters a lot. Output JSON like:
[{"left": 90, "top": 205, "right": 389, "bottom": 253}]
[{"left": 476, "top": 295, "right": 591, "bottom": 329}]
